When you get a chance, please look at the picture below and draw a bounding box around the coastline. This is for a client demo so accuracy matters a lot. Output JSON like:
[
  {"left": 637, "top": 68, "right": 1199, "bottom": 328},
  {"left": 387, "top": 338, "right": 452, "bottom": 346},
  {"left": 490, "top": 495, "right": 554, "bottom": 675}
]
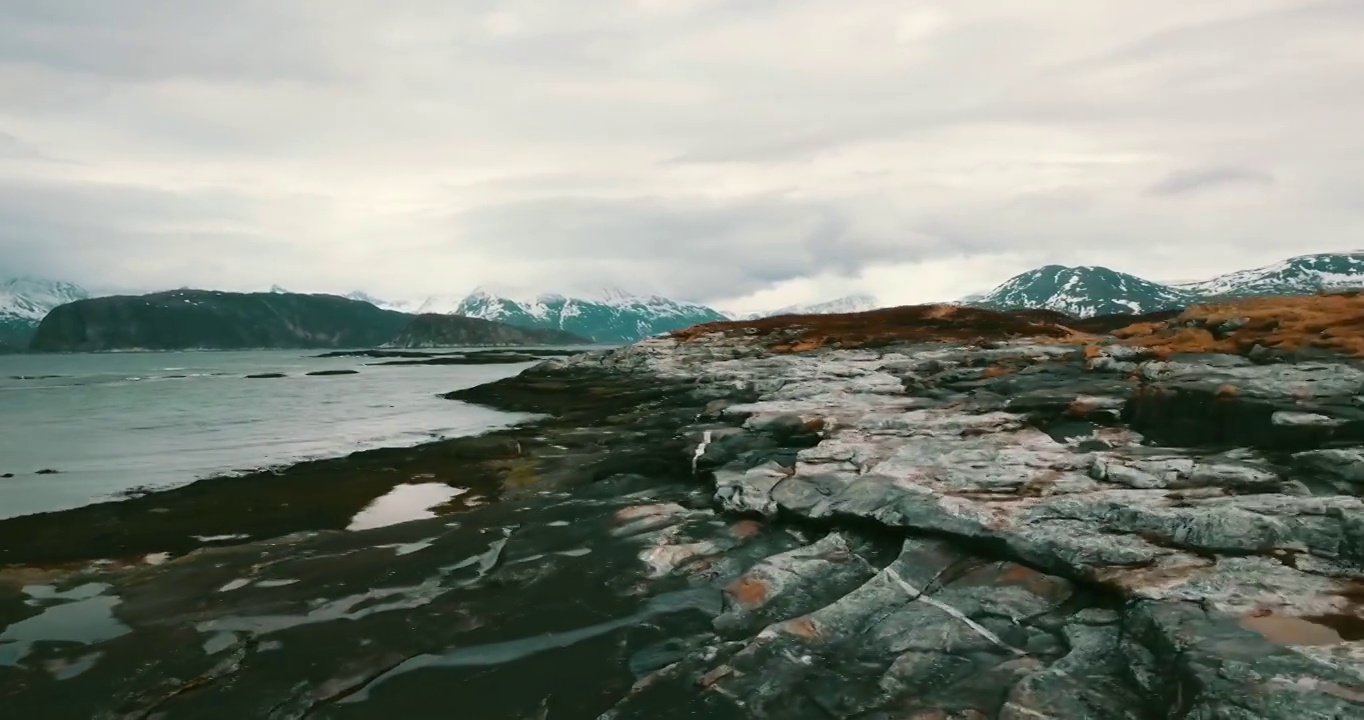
[{"left": 3, "top": 306, "right": 1364, "bottom": 717}]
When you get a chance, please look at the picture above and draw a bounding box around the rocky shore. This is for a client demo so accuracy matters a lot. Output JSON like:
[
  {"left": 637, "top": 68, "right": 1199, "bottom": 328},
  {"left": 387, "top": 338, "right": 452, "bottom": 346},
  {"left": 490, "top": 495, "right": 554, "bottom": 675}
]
[{"left": 3, "top": 298, "right": 1364, "bottom": 718}]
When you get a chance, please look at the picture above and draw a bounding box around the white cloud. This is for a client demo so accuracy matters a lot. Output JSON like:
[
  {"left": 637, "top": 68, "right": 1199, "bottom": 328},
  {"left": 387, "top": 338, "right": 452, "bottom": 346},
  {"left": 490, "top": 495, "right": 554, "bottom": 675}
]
[{"left": 0, "top": 0, "right": 1360, "bottom": 308}]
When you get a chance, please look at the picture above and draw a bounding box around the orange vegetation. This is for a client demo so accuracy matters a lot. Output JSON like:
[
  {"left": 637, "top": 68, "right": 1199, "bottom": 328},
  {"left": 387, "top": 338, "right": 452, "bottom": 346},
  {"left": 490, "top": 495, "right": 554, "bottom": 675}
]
[
  {"left": 671, "top": 304, "right": 1082, "bottom": 351},
  {"left": 725, "top": 577, "right": 770, "bottom": 607},
  {"left": 671, "top": 293, "right": 1364, "bottom": 359},
  {"left": 1114, "top": 292, "right": 1364, "bottom": 358}
]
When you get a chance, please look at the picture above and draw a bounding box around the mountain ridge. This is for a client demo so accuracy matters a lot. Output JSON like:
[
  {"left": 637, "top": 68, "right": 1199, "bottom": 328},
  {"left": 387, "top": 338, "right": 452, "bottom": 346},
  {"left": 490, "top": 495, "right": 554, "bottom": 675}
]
[
  {"left": 9, "top": 251, "right": 1364, "bottom": 349},
  {"left": 972, "top": 252, "right": 1364, "bottom": 318},
  {"left": 28, "top": 290, "right": 590, "bottom": 352},
  {"left": 731, "top": 294, "right": 882, "bottom": 320},
  {"left": 449, "top": 287, "right": 727, "bottom": 343}
]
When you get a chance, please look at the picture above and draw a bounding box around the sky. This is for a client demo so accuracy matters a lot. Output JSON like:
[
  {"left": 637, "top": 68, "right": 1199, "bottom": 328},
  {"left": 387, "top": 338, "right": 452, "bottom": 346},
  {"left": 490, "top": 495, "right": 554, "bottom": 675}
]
[{"left": 0, "top": 0, "right": 1362, "bottom": 314}]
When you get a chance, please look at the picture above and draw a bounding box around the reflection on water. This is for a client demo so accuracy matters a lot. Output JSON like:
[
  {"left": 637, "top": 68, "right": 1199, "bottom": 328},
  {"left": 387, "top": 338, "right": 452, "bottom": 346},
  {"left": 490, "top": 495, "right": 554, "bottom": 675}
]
[
  {"left": 347, "top": 483, "right": 468, "bottom": 531},
  {"left": 0, "top": 584, "right": 128, "bottom": 666}
]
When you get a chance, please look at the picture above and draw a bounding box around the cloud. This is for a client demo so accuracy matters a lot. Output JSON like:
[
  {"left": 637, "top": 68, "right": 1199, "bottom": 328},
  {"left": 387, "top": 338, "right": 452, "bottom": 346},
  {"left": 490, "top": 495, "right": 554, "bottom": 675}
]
[
  {"left": 450, "top": 194, "right": 977, "bottom": 301},
  {"left": 0, "top": 0, "right": 1361, "bottom": 311},
  {"left": 1146, "top": 166, "right": 1275, "bottom": 196}
]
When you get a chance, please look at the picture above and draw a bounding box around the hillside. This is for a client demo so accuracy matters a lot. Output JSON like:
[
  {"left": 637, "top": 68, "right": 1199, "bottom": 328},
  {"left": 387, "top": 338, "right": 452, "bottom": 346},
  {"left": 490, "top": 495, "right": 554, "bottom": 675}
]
[
  {"left": 975, "top": 265, "right": 1196, "bottom": 318},
  {"left": 384, "top": 314, "right": 589, "bottom": 348},
  {"left": 30, "top": 290, "right": 413, "bottom": 352},
  {"left": 1174, "top": 251, "right": 1364, "bottom": 297}
]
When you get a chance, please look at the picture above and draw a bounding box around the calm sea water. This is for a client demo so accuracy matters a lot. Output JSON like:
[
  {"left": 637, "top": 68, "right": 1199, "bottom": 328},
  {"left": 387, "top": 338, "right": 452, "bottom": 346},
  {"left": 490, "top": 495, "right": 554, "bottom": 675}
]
[{"left": 0, "top": 349, "right": 564, "bottom": 520}]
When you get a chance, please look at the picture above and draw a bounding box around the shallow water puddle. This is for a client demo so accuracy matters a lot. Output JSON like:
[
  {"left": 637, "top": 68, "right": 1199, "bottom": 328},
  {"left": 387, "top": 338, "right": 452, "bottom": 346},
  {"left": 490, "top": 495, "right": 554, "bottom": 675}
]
[
  {"left": 440, "top": 527, "right": 515, "bottom": 582},
  {"left": 374, "top": 538, "right": 436, "bottom": 556},
  {"left": 0, "top": 584, "right": 129, "bottom": 666},
  {"left": 255, "top": 579, "right": 299, "bottom": 588},
  {"left": 203, "top": 631, "right": 240, "bottom": 655},
  {"left": 338, "top": 588, "right": 722, "bottom": 704},
  {"left": 347, "top": 483, "right": 468, "bottom": 531},
  {"left": 46, "top": 650, "right": 103, "bottom": 680},
  {"left": 194, "top": 533, "right": 250, "bottom": 543},
  {"left": 198, "top": 577, "right": 448, "bottom": 636}
]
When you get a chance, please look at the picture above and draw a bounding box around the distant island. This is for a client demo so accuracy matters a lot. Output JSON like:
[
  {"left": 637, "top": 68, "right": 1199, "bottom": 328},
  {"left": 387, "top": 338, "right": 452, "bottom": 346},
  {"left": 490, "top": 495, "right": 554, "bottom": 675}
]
[{"left": 28, "top": 290, "right": 589, "bottom": 352}]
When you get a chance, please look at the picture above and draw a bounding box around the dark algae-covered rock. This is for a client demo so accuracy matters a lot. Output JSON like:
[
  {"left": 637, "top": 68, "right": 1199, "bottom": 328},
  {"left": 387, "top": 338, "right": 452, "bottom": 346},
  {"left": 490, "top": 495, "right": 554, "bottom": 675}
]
[{"left": 4, "top": 297, "right": 1364, "bottom": 718}]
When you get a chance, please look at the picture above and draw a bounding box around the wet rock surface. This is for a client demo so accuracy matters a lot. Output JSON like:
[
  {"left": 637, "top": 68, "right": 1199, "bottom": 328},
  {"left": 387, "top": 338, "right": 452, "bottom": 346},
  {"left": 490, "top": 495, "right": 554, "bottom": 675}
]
[{"left": 5, "top": 312, "right": 1364, "bottom": 718}]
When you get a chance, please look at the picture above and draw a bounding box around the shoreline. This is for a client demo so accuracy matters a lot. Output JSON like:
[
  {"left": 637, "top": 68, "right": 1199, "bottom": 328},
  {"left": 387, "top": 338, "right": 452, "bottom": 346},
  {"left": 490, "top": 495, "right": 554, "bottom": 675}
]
[
  {"left": 2, "top": 343, "right": 613, "bottom": 357},
  {"left": 0, "top": 361, "right": 698, "bottom": 567},
  {"left": 3, "top": 306, "right": 1364, "bottom": 717},
  {"left": 0, "top": 347, "right": 601, "bottom": 522}
]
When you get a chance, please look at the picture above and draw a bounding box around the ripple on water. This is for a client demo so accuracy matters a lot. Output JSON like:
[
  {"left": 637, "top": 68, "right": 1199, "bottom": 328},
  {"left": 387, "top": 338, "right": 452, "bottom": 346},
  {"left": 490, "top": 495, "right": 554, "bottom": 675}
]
[{"left": 347, "top": 483, "right": 468, "bottom": 531}]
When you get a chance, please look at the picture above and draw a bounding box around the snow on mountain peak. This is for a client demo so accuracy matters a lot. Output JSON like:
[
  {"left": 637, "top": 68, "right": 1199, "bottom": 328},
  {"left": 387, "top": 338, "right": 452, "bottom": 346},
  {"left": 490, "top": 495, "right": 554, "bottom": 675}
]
[
  {"left": 0, "top": 276, "right": 91, "bottom": 322},
  {"left": 737, "top": 294, "right": 882, "bottom": 320},
  {"left": 445, "top": 287, "right": 726, "bottom": 342},
  {"left": 1174, "top": 252, "right": 1364, "bottom": 298},
  {"left": 976, "top": 265, "right": 1193, "bottom": 318}
]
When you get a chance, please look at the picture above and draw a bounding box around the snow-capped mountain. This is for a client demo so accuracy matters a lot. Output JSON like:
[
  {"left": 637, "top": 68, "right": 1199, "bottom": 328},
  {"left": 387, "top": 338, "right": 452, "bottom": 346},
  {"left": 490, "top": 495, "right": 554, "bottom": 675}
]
[
  {"left": 344, "top": 291, "right": 426, "bottom": 314},
  {"left": 975, "top": 265, "right": 1196, "bottom": 318},
  {"left": 1172, "top": 252, "right": 1364, "bottom": 298},
  {"left": 0, "top": 275, "right": 92, "bottom": 348},
  {"left": 737, "top": 294, "right": 882, "bottom": 320},
  {"left": 451, "top": 287, "right": 727, "bottom": 343}
]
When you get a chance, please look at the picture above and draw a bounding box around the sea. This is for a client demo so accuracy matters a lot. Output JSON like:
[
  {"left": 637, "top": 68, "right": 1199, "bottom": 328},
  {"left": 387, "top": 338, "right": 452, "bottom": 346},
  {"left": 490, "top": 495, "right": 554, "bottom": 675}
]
[{"left": 0, "top": 348, "right": 582, "bottom": 520}]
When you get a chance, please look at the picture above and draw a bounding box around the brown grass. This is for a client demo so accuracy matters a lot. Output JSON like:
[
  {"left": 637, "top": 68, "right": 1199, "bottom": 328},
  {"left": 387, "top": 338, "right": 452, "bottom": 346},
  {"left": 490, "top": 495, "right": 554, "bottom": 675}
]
[
  {"left": 1115, "top": 291, "right": 1364, "bottom": 358},
  {"left": 672, "top": 304, "right": 1083, "bottom": 352},
  {"left": 981, "top": 365, "right": 1015, "bottom": 378},
  {"left": 668, "top": 292, "right": 1364, "bottom": 359}
]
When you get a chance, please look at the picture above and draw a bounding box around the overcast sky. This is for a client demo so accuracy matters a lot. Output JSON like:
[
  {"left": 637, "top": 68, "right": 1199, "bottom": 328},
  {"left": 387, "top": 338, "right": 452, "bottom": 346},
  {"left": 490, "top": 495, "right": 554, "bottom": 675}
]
[{"left": 1, "top": 0, "right": 1361, "bottom": 312}]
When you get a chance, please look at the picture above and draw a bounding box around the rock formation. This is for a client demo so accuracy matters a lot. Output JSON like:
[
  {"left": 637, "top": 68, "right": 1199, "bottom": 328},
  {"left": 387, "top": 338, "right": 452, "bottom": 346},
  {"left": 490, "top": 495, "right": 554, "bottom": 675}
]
[{"left": 3, "top": 294, "right": 1364, "bottom": 717}]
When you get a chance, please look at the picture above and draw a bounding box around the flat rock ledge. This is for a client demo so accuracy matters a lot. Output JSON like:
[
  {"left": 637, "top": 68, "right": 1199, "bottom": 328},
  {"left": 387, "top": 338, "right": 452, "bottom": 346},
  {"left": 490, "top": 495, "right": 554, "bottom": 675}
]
[
  {"left": 550, "top": 333, "right": 1364, "bottom": 719},
  {"left": 4, "top": 330, "right": 1364, "bottom": 719}
]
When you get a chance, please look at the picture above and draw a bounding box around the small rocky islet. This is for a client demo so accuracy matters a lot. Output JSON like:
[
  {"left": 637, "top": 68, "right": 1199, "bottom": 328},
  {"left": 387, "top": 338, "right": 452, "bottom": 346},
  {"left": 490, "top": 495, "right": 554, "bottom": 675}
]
[{"left": 4, "top": 295, "right": 1364, "bottom": 718}]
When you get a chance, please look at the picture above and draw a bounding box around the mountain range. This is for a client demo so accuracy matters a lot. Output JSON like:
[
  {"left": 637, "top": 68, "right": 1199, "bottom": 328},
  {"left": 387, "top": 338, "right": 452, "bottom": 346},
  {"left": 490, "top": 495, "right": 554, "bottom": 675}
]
[
  {"left": 972, "top": 251, "right": 1364, "bottom": 318},
  {"left": 723, "top": 294, "right": 882, "bottom": 321},
  {"left": 448, "top": 288, "right": 728, "bottom": 344},
  {"left": 6, "top": 251, "right": 1364, "bottom": 351},
  {"left": 28, "top": 291, "right": 586, "bottom": 352}
]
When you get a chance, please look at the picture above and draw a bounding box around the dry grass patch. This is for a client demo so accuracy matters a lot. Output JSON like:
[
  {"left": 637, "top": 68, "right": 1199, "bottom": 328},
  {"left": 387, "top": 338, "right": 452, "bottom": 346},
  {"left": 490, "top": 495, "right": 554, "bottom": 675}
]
[
  {"left": 672, "top": 304, "right": 1083, "bottom": 352},
  {"left": 1115, "top": 292, "right": 1364, "bottom": 358}
]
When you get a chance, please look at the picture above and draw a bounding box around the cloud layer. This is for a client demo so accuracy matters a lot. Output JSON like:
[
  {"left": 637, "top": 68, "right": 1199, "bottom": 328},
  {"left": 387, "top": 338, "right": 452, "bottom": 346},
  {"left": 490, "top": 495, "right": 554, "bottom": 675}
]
[{"left": 1, "top": 0, "right": 1360, "bottom": 310}]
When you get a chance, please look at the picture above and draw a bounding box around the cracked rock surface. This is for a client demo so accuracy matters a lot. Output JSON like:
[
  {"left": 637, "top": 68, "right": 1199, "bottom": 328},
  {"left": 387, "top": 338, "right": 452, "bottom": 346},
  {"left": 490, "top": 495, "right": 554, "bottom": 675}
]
[
  {"left": 4, "top": 327, "right": 1364, "bottom": 719},
  {"left": 561, "top": 334, "right": 1364, "bottom": 718}
]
